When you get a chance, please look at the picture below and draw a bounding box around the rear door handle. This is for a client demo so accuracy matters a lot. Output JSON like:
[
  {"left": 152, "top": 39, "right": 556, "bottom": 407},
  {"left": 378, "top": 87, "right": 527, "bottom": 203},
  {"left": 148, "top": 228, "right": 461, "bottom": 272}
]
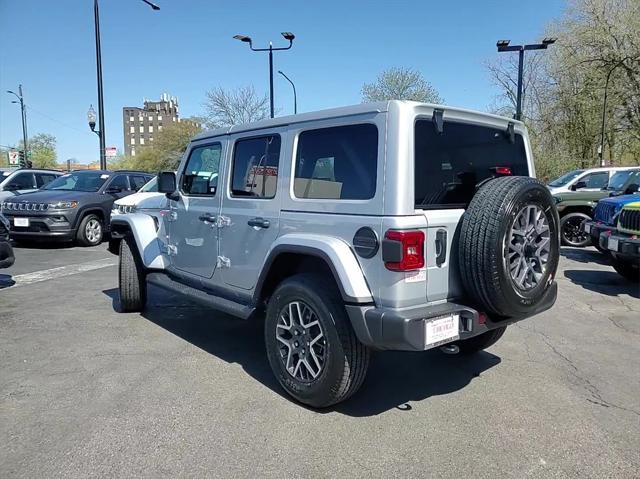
[
  {"left": 199, "top": 214, "right": 217, "bottom": 223},
  {"left": 435, "top": 229, "right": 447, "bottom": 267},
  {"left": 248, "top": 217, "right": 270, "bottom": 229}
]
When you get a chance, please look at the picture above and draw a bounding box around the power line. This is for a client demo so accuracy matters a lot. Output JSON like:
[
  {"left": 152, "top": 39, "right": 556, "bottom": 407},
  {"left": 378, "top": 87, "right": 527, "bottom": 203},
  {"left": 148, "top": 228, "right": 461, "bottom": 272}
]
[{"left": 25, "top": 106, "right": 94, "bottom": 136}]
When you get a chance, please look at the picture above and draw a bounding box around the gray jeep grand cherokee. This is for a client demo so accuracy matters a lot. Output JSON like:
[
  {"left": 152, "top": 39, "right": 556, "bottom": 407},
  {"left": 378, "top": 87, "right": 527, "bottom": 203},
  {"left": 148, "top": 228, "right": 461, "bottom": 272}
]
[
  {"left": 112, "top": 101, "right": 560, "bottom": 407},
  {"left": 2, "top": 170, "right": 151, "bottom": 246}
]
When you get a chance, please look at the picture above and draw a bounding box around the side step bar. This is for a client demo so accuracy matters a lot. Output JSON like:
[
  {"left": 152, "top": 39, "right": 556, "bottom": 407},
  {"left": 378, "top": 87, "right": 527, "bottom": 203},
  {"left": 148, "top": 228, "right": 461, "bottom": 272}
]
[{"left": 146, "top": 272, "right": 254, "bottom": 320}]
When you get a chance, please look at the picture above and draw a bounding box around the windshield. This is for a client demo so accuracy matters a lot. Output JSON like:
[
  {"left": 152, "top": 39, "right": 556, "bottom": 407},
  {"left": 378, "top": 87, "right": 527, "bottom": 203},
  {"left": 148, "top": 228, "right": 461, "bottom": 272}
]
[
  {"left": 414, "top": 120, "right": 529, "bottom": 208},
  {"left": 43, "top": 172, "right": 109, "bottom": 192},
  {"left": 548, "top": 169, "right": 584, "bottom": 187},
  {"left": 606, "top": 170, "right": 638, "bottom": 190}
]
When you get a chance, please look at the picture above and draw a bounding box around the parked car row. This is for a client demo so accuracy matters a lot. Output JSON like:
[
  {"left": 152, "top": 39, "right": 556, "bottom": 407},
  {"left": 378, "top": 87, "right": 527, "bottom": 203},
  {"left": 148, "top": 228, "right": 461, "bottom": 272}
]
[
  {"left": 547, "top": 165, "right": 640, "bottom": 282},
  {"left": 0, "top": 169, "right": 153, "bottom": 247}
]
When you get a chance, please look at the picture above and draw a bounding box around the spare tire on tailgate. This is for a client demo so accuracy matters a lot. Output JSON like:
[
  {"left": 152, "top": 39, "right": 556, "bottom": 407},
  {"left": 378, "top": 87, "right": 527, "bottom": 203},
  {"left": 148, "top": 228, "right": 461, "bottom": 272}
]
[{"left": 458, "top": 176, "right": 560, "bottom": 318}]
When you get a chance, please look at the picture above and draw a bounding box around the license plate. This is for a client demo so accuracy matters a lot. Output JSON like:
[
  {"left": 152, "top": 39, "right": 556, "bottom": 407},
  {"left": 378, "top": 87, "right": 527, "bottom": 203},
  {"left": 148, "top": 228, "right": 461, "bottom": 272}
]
[
  {"left": 608, "top": 237, "right": 619, "bottom": 252},
  {"left": 426, "top": 314, "right": 460, "bottom": 347},
  {"left": 14, "top": 217, "right": 29, "bottom": 227},
  {"left": 584, "top": 223, "right": 591, "bottom": 234}
]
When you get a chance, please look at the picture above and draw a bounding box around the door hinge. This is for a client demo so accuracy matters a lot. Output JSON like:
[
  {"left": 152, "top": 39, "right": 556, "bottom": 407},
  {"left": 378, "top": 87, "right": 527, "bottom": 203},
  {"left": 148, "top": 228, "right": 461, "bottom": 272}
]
[
  {"left": 216, "top": 215, "right": 231, "bottom": 228},
  {"left": 165, "top": 244, "right": 178, "bottom": 256},
  {"left": 217, "top": 256, "right": 231, "bottom": 268},
  {"left": 161, "top": 210, "right": 177, "bottom": 222}
]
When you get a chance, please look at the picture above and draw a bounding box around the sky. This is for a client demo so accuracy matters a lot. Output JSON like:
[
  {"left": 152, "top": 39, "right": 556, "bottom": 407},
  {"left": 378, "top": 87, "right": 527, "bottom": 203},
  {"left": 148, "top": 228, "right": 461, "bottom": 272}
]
[{"left": 0, "top": 0, "right": 565, "bottom": 164}]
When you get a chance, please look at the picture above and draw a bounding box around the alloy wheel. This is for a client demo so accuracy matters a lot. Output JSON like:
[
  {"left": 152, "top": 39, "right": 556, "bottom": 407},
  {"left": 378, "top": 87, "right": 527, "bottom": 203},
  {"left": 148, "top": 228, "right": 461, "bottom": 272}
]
[
  {"left": 507, "top": 205, "right": 551, "bottom": 290},
  {"left": 85, "top": 219, "right": 102, "bottom": 244}
]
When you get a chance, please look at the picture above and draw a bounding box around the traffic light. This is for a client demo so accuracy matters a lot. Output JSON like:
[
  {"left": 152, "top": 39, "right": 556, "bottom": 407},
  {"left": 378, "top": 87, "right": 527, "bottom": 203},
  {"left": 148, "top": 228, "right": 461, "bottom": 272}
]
[{"left": 18, "top": 150, "right": 25, "bottom": 168}]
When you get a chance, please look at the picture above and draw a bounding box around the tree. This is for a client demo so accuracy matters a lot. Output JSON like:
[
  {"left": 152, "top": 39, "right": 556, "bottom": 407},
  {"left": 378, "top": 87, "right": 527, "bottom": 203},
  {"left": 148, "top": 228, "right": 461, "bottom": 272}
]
[
  {"left": 203, "top": 86, "right": 269, "bottom": 129},
  {"left": 361, "top": 67, "right": 443, "bottom": 103},
  {"left": 115, "top": 119, "right": 203, "bottom": 172},
  {"left": 19, "top": 133, "right": 58, "bottom": 169}
]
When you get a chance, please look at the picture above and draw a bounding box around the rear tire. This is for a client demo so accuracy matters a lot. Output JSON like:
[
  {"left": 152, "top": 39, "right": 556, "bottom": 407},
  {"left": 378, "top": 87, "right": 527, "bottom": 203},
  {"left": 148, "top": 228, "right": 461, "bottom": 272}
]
[
  {"left": 611, "top": 256, "right": 640, "bottom": 282},
  {"left": 76, "top": 214, "right": 103, "bottom": 247},
  {"left": 264, "top": 273, "right": 370, "bottom": 408},
  {"left": 455, "top": 326, "right": 507, "bottom": 355},
  {"left": 119, "top": 237, "right": 146, "bottom": 312},
  {"left": 560, "top": 212, "right": 591, "bottom": 247}
]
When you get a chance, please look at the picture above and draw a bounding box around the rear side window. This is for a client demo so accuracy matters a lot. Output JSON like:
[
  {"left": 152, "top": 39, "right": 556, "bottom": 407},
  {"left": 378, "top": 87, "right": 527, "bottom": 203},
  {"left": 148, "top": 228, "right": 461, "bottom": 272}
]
[
  {"left": 294, "top": 124, "right": 378, "bottom": 200},
  {"left": 582, "top": 172, "right": 609, "bottom": 189},
  {"left": 415, "top": 120, "right": 528, "bottom": 208},
  {"left": 231, "top": 135, "right": 280, "bottom": 199},
  {"left": 109, "top": 175, "right": 130, "bottom": 191}
]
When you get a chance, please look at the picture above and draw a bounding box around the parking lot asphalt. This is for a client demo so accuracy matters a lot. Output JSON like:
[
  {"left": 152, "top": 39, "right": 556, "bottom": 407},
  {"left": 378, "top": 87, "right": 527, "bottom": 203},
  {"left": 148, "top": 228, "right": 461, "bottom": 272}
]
[{"left": 0, "top": 244, "right": 638, "bottom": 478}]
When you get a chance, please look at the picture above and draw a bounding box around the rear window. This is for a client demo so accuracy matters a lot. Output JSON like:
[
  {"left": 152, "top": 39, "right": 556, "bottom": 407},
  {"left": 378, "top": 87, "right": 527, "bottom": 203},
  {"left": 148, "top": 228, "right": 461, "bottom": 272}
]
[
  {"left": 294, "top": 124, "right": 378, "bottom": 200},
  {"left": 414, "top": 120, "right": 529, "bottom": 209}
]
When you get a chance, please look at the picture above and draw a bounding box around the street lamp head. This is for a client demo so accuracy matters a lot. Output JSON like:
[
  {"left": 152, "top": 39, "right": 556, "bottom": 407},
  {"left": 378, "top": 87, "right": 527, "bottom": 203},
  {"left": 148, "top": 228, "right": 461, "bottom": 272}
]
[
  {"left": 87, "top": 105, "right": 97, "bottom": 131},
  {"left": 542, "top": 37, "right": 557, "bottom": 45},
  {"left": 496, "top": 39, "right": 510, "bottom": 47},
  {"left": 281, "top": 31, "right": 295, "bottom": 41},
  {"left": 233, "top": 34, "right": 252, "bottom": 43}
]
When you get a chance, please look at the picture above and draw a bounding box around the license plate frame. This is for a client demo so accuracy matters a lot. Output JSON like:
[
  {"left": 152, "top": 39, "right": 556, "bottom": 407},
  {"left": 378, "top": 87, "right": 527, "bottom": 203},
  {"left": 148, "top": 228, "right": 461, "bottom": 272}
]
[
  {"left": 608, "top": 237, "right": 619, "bottom": 252},
  {"left": 425, "top": 314, "right": 460, "bottom": 348},
  {"left": 14, "top": 217, "right": 29, "bottom": 227}
]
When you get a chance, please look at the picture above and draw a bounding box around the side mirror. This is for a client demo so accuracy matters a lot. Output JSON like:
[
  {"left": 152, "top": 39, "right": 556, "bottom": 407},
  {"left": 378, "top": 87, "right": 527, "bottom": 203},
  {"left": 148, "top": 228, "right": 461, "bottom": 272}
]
[
  {"left": 571, "top": 180, "right": 587, "bottom": 191},
  {"left": 158, "top": 171, "right": 178, "bottom": 199},
  {"left": 624, "top": 183, "right": 639, "bottom": 195}
]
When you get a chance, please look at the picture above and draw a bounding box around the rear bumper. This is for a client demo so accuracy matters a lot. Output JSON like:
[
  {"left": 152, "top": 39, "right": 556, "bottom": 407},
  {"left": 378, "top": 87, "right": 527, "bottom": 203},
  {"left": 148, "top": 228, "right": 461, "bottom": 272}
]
[{"left": 346, "top": 282, "right": 558, "bottom": 351}]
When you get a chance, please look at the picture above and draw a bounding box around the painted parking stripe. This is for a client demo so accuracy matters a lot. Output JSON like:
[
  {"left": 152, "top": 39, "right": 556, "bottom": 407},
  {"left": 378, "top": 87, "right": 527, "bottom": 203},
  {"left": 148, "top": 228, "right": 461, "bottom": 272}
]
[{"left": 2, "top": 258, "right": 117, "bottom": 289}]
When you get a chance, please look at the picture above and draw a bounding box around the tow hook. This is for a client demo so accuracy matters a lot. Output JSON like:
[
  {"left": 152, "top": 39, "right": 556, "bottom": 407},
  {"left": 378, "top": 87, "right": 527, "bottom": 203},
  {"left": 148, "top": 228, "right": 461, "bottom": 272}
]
[{"left": 440, "top": 344, "right": 460, "bottom": 355}]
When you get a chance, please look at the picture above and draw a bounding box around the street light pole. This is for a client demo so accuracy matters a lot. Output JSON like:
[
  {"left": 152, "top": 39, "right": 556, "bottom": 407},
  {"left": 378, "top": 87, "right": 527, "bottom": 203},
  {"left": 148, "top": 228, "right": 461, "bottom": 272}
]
[
  {"left": 7, "top": 85, "right": 28, "bottom": 163},
  {"left": 278, "top": 70, "right": 297, "bottom": 114},
  {"left": 233, "top": 32, "right": 295, "bottom": 119},
  {"left": 91, "top": 0, "right": 160, "bottom": 169},
  {"left": 496, "top": 38, "right": 556, "bottom": 121},
  {"left": 598, "top": 57, "right": 632, "bottom": 167}
]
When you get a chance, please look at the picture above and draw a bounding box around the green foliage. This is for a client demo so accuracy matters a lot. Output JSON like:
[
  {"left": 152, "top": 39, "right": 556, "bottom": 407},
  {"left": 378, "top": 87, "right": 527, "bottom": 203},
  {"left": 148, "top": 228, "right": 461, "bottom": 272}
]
[
  {"left": 113, "top": 119, "right": 202, "bottom": 172},
  {"left": 18, "top": 133, "right": 58, "bottom": 169},
  {"left": 362, "top": 67, "right": 443, "bottom": 103}
]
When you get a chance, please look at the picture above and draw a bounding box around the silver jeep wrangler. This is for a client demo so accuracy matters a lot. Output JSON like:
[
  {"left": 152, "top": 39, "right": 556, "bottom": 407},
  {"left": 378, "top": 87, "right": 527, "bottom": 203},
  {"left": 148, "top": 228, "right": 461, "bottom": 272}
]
[{"left": 112, "top": 101, "right": 559, "bottom": 408}]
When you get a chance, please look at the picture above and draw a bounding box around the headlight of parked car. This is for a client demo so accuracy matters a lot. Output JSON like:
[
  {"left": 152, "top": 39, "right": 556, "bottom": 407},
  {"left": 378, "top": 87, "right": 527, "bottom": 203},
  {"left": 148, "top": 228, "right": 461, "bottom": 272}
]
[
  {"left": 112, "top": 204, "right": 136, "bottom": 214},
  {"left": 48, "top": 201, "right": 78, "bottom": 209}
]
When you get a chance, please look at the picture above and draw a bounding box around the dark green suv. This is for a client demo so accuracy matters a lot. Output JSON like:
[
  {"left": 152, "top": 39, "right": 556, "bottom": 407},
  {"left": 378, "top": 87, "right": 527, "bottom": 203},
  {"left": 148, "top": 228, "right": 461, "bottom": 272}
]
[{"left": 554, "top": 167, "right": 640, "bottom": 247}]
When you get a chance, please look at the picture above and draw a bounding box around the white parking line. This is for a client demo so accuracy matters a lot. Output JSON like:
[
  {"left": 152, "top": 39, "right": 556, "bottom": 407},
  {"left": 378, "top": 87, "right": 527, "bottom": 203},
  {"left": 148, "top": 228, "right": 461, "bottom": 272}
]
[{"left": 1, "top": 258, "right": 117, "bottom": 289}]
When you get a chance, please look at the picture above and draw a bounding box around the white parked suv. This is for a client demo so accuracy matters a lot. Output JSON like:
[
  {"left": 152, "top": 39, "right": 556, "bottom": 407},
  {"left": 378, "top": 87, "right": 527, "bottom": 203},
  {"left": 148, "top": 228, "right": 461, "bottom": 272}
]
[
  {"left": 547, "top": 166, "right": 634, "bottom": 195},
  {"left": 111, "top": 101, "right": 560, "bottom": 407}
]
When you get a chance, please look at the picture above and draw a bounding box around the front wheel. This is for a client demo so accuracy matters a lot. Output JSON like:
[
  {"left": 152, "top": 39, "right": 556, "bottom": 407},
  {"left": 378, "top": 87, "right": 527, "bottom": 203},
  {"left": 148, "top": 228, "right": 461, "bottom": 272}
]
[
  {"left": 264, "top": 273, "right": 370, "bottom": 408},
  {"left": 76, "top": 214, "right": 103, "bottom": 247},
  {"left": 560, "top": 212, "right": 591, "bottom": 247},
  {"left": 119, "top": 237, "right": 147, "bottom": 312}
]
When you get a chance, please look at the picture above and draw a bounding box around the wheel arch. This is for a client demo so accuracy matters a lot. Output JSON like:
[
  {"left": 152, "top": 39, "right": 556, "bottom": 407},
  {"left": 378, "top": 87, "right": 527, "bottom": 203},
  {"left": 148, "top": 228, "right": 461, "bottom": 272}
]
[
  {"left": 558, "top": 204, "right": 594, "bottom": 218},
  {"left": 110, "top": 214, "right": 168, "bottom": 270},
  {"left": 254, "top": 234, "right": 374, "bottom": 306}
]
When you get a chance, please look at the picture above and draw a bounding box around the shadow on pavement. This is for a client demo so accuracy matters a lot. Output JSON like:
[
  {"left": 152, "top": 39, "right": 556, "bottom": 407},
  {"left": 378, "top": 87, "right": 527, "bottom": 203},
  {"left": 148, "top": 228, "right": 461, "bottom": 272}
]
[
  {"left": 103, "top": 286, "right": 501, "bottom": 417},
  {"left": 0, "top": 273, "right": 15, "bottom": 289},
  {"left": 560, "top": 246, "right": 610, "bottom": 266},
  {"left": 564, "top": 269, "right": 639, "bottom": 299}
]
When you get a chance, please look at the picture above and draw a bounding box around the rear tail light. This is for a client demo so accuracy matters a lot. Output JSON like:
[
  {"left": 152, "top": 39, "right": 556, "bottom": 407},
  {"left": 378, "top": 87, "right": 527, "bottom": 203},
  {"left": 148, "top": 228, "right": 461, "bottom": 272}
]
[
  {"left": 493, "top": 166, "right": 512, "bottom": 175},
  {"left": 383, "top": 230, "right": 425, "bottom": 271}
]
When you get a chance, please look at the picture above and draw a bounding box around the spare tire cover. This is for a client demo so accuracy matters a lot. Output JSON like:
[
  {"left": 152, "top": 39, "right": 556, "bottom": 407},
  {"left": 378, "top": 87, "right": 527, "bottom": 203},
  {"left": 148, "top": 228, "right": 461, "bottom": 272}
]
[{"left": 458, "top": 176, "right": 560, "bottom": 317}]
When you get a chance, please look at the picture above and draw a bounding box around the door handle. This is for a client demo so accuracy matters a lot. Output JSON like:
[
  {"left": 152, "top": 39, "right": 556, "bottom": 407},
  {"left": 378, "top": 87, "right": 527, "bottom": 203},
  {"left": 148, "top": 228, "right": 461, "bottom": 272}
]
[
  {"left": 435, "top": 229, "right": 447, "bottom": 267},
  {"left": 199, "top": 214, "right": 217, "bottom": 223},
  {"left": 248, "top": 217, "right": 270, "bottom": 229}
]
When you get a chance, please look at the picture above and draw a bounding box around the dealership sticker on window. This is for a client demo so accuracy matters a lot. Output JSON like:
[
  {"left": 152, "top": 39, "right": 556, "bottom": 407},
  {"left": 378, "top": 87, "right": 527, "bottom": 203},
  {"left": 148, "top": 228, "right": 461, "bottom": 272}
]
[
  {"left": 405, "top": 269, "right": 426, "bottom": 283},
  {"left": 101, "top": 174, "right": 110, "bottom": 179}
]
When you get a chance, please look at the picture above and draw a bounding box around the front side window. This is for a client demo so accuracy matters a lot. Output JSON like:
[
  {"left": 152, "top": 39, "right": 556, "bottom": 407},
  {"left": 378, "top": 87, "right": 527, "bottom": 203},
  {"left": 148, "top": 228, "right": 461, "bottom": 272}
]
[
  {"left": 129, "top": 175, "right": 148, "bottom": 191},
  {"left": 139, "top": 177, "right": 158, "bottom": 192},
  {"left": 582, "top": 172, "right": 609, "bottom": 189},
  {"left": 414, "top": 120, "right": 529, "bottom": 208},
  {"left": 231, "top": 135, "right": 280, "bottom": 199},
  {"left": 294, "top": 124, "right": 378, "bottom": 200},
  {"left": 181, "top": 143, "right": 222, "bottom": 196},
  {"left": 8, "top": 172, "right": 35, "bottom": 189},
  {"left": 108, "top": 175, "right": 130, "bottom": 191}
]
